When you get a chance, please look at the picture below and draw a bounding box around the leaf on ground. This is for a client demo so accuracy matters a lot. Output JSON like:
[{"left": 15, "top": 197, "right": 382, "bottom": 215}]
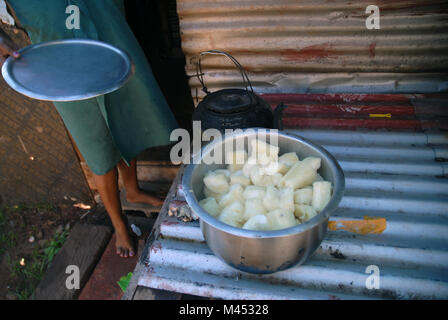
[{"left": 117, "top": 272, "right": 133, "bottom": 293}]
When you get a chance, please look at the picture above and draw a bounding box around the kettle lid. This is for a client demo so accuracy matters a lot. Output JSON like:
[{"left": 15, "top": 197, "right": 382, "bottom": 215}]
[{"left": 202, "top": 88, "right": 255, "bottom": 114}]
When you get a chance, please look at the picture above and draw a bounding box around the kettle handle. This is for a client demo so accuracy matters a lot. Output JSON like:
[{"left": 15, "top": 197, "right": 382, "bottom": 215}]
[
  {"left": 273, "top": 102, "right": 287, "bottom": 130},
  {"left": 196, "top": 50, "right": 254, "bottom": 95}
]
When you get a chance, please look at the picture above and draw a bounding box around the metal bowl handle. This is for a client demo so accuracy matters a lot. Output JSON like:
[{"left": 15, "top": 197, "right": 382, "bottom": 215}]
[{"left": 196, "top": 50, "right": 254, "bottom": 95}]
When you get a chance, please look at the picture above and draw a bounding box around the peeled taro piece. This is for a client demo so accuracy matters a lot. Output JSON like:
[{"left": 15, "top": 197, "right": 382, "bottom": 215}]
[
  {"left": 312, "top": 181, "right": 332, "bottom": 212},
  {"left": 199, "top": 197, "right": 220, "bottom": 217},
  {"left": 218, "top": 201, "right": 244, "bottom": 227},
  {"left": 243, "top": 214, "right": 270, "bottom": 231},
  {"left": 280, "top": 157, "right": 321, "bottom": 189},
  {"left": 203, "top": 171, "right": 229, "bottom": 194},
  {"left": 294, "top": 187, "right": 313, "bottom": 205},
  {"left": 294, "top": 204, "right": 318, "bottom": 222},
  {"left": 229, "top": 170, "right": 251, "bottom": 187},
  {"left": 218, "top": 184, "right": 244, "bottom": 209},
  {"left": 267, "top": 209, "right": 297, "bottom": 230},
  {"left": 243, "top": 198, "right": 267, "bottom": 221}
]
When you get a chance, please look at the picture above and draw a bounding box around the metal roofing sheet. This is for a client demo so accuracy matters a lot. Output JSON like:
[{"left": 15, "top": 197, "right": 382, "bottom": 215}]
[
  {"left": 178, "top": 0, "right": 448, "bottom": 97},
  {"left": 260, "top": 93, "right": 448, "bottom": 131},
  {"left": 138, "top": 129, "right": 448, "bottom": 300}
]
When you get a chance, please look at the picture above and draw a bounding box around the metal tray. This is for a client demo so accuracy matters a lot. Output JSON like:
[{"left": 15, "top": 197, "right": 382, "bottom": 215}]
[{"left": 1, "top": 39, "right": 134, "bottom": 101}]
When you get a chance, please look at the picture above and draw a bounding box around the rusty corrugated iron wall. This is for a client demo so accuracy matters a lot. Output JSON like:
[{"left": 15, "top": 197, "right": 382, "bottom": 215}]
[{"left": 177, "top": 0, "right": 448, "bottom": 103}]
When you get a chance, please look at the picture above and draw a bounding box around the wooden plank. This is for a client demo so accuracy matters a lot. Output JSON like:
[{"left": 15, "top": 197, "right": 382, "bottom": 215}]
[
  {"left": 82, "top": 162, "right": 179, "bottom": 191},
  {"left": 77, "top": 234, "right": 147, "bottom": 300},
  {"left": 34, "top": 223, "right": 112, "bottom": 300},
  {"left": 122, "top": 166, "right": 184, "bottom": 300}
]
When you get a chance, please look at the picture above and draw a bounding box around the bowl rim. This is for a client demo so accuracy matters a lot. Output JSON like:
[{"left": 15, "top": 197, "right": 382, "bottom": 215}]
[{"left": 182, "top": 128, "right": 345, "bottom": 238}]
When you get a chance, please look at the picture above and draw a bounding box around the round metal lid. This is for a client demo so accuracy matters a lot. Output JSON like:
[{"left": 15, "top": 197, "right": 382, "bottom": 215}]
[
  {"left": 1, "top": 39, "right": 134, "bottom": 101},
  {"left": 203, "top": 88, "right": 255, "bottom": 114}
]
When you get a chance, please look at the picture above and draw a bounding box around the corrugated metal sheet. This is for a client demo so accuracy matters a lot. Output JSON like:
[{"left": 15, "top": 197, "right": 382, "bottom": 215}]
[
  {"left": 177, "top": 0, "right": 448, "bottom": 100},
  {"left": 138, "top": 129, "right": 448, "bottom": 300},
  {"left": 262, "top": 93, "right": 448, "bottom": 131}
]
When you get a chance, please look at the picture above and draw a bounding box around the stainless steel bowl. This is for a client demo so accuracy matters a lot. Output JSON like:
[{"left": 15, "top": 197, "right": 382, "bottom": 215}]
[{"left": 182, "top": 129, "right": 345, "bottom": 274}]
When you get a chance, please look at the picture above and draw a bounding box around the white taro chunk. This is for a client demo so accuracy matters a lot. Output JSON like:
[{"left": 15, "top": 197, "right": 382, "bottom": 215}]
[
  {"left": 279, "top": 187, "right": 295, "bottom": 213},
  {"left": 249, "top": 165, "right": 269, "bottom": 186},
  {"left": 214, "top": 169, "right": 231, "bottom": 180},
  {"left": 199, "top": 197, "right": 220, "bottom": 217},
  {"left": 226, "top": 149, "right": 248, "bottom": 172},
  {"left": 254, "top": 151, "right": 274, "bottom": 167},
  {"left": 259, "top": 160, "right": 280, "bottom": 176},
  {"left": 277, "top": 152, "right": 299, "bottom": 175},
  {"left": 203, "top": 171, "right": 229, "bottom": 194},
  {"left": 267, "top": 209, "right": 297, "bottom": 230},
  {"left": 243, "top": 214, "right": 270, "bottom": 231},
  {"left": 218, "top": 201, "right": 244, "bottom": 227},
  {"left": 294, "top": 204, "right": 318, "bottom": 222},
  {"left": 203, "top": 185, "right": 223, "bottom": 202},
  {"left": 271, "top": 173, "right": 283, "bottom": 187},
  {"left": 243, "top": 198, "right": 267, "bottom": 221},
  {"left": 242, "top": 157, "right": 257, "bottom": 177},
  {"left": 294, "top": 187, "right": 313, "bottom": 205},
  {"left": 249, "top": 139, "right": 279, "bottom": 167},
  {"left": 315, "top": 173, "right": 324, "bottom": 182},
  {"left": 229, "top": 170, "right": 251, "bottom": 187},
  {"left": 218, "top": 184, "right": 244, "bottom": 209},
  {"left": 250, "top": 166, "right": 282, "bottom": 187},
  {"left": 301, "top": 157, "right": 322, "bottom": 171},
  {"left": 263, "top": 186, "right": 280, "bottom": 212},
  {"left": 249, "top": 165, "right": 263, "bottom": 186},
  {"left": 280, "top": 156, "right": 321, "bottom": 189},
  {"left": 250, "top": 139, "right": 280, "bottom": 157},
  {"left": 312, "top": 181, "right": 332, "bottom": 212},
  {"left": 280, "top": 162, "right": 315, "bottom": 189},
  {"left": 243, "top": 185, "right": 266, "bottom": 199}
]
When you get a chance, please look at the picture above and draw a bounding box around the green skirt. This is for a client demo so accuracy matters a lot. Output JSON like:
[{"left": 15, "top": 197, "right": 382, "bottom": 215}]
[{"left": 8, "top": 0, "right": 178, "bottom": 175}]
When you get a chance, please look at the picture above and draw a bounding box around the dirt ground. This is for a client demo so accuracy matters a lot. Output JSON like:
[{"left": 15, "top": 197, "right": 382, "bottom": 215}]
[{"left": 0, "top": 201, "right": 107, "bottom": 300}]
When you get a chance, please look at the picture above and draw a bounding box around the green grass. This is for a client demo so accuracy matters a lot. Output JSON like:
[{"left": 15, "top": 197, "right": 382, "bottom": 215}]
[
  {"left": 1, "top": 203, "right": 69, "bottom": 300},
  {"left": 9, "top": 229, "right": 69, "bottom": 300},
  {"left": 7, "top": 202, "right": 57, "bottom": 212},
  {"left": 0, "top": 202, "right": 57, "bottom": 258},
  {"left": 0, "top": 232, "right": 17, "bottom": 257},
  {"left": 0, "top": 208, "right": 16, "bottom": 257},
  {"left": 0, "top": 207, "right": 6, "bottom": 225}
]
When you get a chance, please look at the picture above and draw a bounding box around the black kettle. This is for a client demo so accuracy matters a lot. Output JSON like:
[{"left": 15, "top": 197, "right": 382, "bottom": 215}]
[{"left": 192, "top": 50, "right": 286, "bottom": 131}]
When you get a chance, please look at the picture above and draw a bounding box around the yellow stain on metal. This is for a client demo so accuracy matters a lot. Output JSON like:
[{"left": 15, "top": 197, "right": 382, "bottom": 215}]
[
  {"left": 369, "top": 113, "right": 392, "bottom": 118},
  {"left": 328, "top": 216, "right": 387, "bottom": 235}
]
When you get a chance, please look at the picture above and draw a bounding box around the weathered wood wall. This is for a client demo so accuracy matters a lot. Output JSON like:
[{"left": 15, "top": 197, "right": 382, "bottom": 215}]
[{"left": 0, "top": 23, "right": 92, "bottom": 206}]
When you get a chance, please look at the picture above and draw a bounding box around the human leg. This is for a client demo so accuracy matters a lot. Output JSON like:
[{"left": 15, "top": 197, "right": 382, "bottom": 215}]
[
  {"left": 93, "top": 167, "right": 135, "bottom": 258},
  {"left": 117, "top": 159, "right": 164, "bottom": 207}
]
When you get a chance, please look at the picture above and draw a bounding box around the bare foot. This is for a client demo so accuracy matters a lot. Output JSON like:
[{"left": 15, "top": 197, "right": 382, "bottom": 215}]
[
  {"left": 126, "top": 189, "right": 164, "bottom": 207},
  {"left": 115, "top": 228, "right": 135, "bottom": 258}
]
